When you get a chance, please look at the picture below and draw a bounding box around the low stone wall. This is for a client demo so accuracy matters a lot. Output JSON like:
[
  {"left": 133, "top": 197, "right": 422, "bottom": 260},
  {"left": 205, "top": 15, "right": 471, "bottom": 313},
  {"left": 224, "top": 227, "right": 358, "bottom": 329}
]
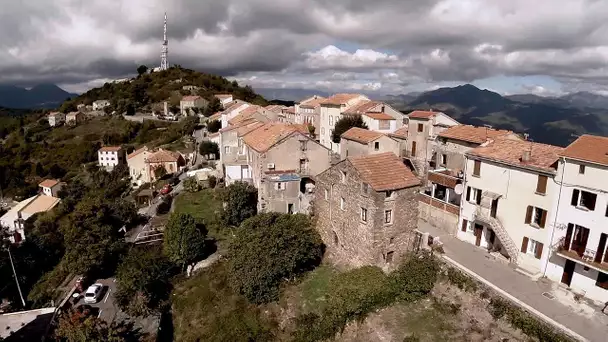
[{"left": 418, "top": 193, "right": 459, "bottom": 235}]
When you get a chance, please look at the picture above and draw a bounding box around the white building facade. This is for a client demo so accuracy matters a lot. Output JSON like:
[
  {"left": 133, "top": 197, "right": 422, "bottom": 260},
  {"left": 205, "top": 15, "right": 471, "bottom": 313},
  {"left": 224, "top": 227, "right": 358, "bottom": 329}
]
[
  {"left": 98, "top": 146, "right": 125, "bottom": 171},
  {"left": 544, "top": 135, "right": 608, "bottom": 304}
]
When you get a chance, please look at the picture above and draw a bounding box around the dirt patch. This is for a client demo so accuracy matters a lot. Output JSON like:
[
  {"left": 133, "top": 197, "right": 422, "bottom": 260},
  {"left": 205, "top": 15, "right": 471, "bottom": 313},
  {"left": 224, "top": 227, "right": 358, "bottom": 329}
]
[{"left": 334, "top": 281, "right": 527, "bottom": 342}]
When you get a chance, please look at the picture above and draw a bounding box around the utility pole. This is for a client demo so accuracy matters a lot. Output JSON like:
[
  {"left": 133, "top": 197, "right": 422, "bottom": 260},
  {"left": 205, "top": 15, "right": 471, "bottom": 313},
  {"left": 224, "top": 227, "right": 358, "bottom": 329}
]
[{"left": 7, "top": 246, "right": 26, "bottom": 307}]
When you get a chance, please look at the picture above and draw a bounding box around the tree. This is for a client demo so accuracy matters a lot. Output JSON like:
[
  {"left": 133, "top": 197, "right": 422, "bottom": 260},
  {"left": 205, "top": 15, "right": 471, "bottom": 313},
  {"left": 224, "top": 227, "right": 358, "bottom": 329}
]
[
  {"left": 125, "top": 103, "right": 136, "bottom": 116},
  {"left": 154, "top": 165, "right": 167, "bottom": 180},
  {"left": 198, "top": 141, "right": 219, "bottom": 160},
  {"left": 137, "top": 65, "right": 148, "bottom": 76},
  {"left": 163, "top": 213, "right": 207, "bottom": 271},
  {"left": 206, "top": 120, "right": 221, "bottom": 133},
  {"left": 332, "top": 115, "right": 368, "bottom": 143},
  {"left": 206, "top": 97, "right": 222, "bottom": 115},
  {"left": 169, "top": 105, "right": 180, "bottom": 115},
  {"left": 221, "top": 181, "right": 258, "bottom": 227},
  {"left": 306, "top": 123, "right": 315, "bottom": 139},
  {"left": 183, "top": 176, "right": 199, "bottom": 192},
  {"left": 55, "top": 308, "right": 142, "bottom": 342},
  {"left": 115, "top": 247, "right": 175, "bottom": 316},
  {"left": 228, "top": 213, "right": 323, "bottom": 303}
]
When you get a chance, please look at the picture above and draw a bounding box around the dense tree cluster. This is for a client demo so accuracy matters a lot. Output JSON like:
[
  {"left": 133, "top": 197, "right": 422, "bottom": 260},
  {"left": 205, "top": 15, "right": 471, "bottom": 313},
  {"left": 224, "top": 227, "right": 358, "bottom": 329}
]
[
  {"left": 331, "top": 115, "right": 368, "bottom": 143},
  {"left": 198, "top": 141, "right": 219, "bottom": 160},
  {"left": 228, "top": 213, "right": 323, "bottom": 303},
  {"left": 163, "top": 213, "right": 208, "bottom": 271},
  {"left": 221, "top": 181, "right": 258, "bottom": 227}
]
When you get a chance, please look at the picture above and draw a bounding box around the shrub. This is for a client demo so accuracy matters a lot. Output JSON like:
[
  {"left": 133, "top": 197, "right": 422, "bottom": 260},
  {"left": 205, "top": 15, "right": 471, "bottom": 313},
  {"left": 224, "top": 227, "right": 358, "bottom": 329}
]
[
  {"left": 207, "top": 175, "right": 217, "bottom": 189},
  {"left": 183, "top": 176, "right": 199, "bottom": 192},
  {"left": 228, "top": 213, "right": 323, "bottom": 304},
  {"left": 390, "top": 252, "right": 440, "bottom": 301},
  {"left": 156, "top": 195, "right": 172, "bottom": 215},
  {"left": 445, "top": 267, "right": 478, "bottom": 292},
  {"left": 221, "top": 181, "right": 257, "bottom": 227}
]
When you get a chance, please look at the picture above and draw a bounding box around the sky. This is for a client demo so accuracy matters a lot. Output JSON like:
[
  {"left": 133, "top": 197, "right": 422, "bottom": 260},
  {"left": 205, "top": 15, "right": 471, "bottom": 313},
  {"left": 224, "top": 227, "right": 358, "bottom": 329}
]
[{"left": 2, "top": 0, "right": 608, "bottom": 96}]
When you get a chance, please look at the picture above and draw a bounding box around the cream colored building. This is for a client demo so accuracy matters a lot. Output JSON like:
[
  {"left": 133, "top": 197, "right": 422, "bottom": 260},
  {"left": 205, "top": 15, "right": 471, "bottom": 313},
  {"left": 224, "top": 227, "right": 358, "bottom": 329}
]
[
  {"left": 339, "top": 127, "right": 400, "bottom": 160},
  {"left": 180, "top": 95, "right": 208, "bottom": 115},
  {"left": 295, "top": 95, "right": 326, "bottom": 135},
  {"left": 214, "top": 94, "right": 234, "bottom": 108},
  {"left": 220, "top": 100, "right": 250, "bottom": 128},
  {"left": 47, "top": 112, "right": 65, "bottom": 127},
  {"left": 318, "top": 93, "right": 369, "bottom": 152},
  {"left": 127, "top": 146, "right": 152, "bottom": 186},
  {"left": 457, "top": 138, "right": 562, "bottom": 275}
]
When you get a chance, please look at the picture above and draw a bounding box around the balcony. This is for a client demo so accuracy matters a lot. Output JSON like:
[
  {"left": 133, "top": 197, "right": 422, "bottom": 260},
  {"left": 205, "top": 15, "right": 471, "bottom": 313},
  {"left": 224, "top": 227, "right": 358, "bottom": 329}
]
[{"left": 554, "top": 237, "right": 608, "bottom": 273}]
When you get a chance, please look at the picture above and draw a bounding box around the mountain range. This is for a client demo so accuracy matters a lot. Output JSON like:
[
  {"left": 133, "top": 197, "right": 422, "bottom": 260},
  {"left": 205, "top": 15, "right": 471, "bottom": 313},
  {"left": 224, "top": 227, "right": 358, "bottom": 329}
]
[{"left": 0, "top": 84, "right": 78, "bottom": 109}]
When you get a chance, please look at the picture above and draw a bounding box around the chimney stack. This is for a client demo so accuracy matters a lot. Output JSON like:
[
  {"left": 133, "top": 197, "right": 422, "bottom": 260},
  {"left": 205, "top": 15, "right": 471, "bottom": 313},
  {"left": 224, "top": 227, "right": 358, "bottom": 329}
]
[{"left": 522, "top": 150, "right": 531, "bottom": 162}]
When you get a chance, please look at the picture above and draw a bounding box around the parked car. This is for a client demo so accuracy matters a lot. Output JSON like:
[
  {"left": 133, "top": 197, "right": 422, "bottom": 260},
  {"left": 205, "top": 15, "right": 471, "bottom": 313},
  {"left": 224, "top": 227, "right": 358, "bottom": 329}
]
[
  {"left": 84, "top": 283, "right": 104, "bottom": 304},
  {"left": 160, "top": 184, "right": 172, "bottom": 195}
]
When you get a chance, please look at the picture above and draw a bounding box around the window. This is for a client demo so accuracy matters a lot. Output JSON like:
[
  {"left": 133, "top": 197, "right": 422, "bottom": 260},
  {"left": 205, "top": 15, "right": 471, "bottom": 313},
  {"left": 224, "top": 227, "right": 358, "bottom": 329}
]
[
  {"left": 417, "top": 123, "right": 423, "bottom": 132},
  {"left": 329, "top": 116, "right": 334, "bottom": 125},
  {"left": 300, "top": 140, "right": 308, "bottom": 151},
  {"left": 466, "top": 186, "right": 482, "bottom": 205},
  {"left": 571, "top": 189, "right": 597, "bottom": 211},
  {"left": 360, "top": 207, "right": 368, "bottom": 222},
  {"left": 386, "top": 251, "right": 394, "bottom": 263},
  {"left": 287, "top": 203, "right": 294, "bottom": 214},
  {"left": 340, "top": 197, "right": 345, "bottom": 210},
  {"left": 361, "top": 182, "right": 370, "bottom": 195},
  {"left": 379, "top": 120, "right": 390, "bottom": 130},
  {"left": 596, "top": 272, "right": 608, "bottom": 290},
  {"left": 473, "top": 160, "right": 481, "bottom": 177},
  {"left": 224, "top": 146, "right": 230, "bottom": 154},
  {"left": 411, "top": 141, "right": 417, "bottom": 157},
  {"left": 324, "top": 189, "right": 329, "bottom": 200},
  {"left": 536, "top": 175, "right": 548, "bottom": 195},
  {"left": 440, "top": 154, "right": 447, "bottom": 166},
  {"left": 333, "top": 231, "right": 339, "bottom": 245},
  {"left": 461, "top": 219, "right": 468, "bottom": 232},
  {"left": 385, "top": 190, "right": 395, "bottom": 200},
  {"left": 521, "top": 237, "right": 544, "bottom": 259},
  {"left": 374, "top": 141, "right": 380, "bottom": 151},
  {"left": 579, "top": 165, "right": 585, "bottom": 174},
  {"left": 276, "top": 182, "right": 284, "bottom": 190},
  {"left": 525, "top": 206, "right": 547, "bottom": 228},
  {"left": 384, "top": 210, "right": 393, "bottom": 224},
  {"left": 340, "top": 171, "right": 347, "bottom": 183}
]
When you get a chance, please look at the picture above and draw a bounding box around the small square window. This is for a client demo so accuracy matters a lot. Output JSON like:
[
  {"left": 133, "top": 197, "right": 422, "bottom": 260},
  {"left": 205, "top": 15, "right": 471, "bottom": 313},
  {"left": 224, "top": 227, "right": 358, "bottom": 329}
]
[
  {"left": 579, "top": 165, "right": 585, "bottom": 174},
  {"left": 340, "top": 197, "right": 345, "bottom": 210},
  {"left": 441, "top": 154, "right": 447, "bottom": 166},
  {"left": 384, "top": 210, "right": 392, "bottom": 224},
  {"left": 417, "top": 123, "right": 423, "bottom": 132},
  {"left": 374, "top": 141, "right": 380, "bottom": 151},
  {"left": 340, "top": 171, "right": 347, "bottom": 183}
]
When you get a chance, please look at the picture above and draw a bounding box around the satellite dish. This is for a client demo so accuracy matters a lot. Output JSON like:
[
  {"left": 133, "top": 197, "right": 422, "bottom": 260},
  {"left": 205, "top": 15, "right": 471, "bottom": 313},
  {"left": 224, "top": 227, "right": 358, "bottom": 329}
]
[{"left": 454, "top": 184, "right": 464, "bottom": 195}]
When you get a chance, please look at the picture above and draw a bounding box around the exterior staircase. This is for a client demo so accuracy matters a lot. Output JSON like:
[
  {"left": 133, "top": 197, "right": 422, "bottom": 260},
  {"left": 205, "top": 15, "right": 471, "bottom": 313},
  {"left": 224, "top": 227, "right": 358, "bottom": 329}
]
[{"left": 474, "top": 192, "right": 520, "bottom": 265}]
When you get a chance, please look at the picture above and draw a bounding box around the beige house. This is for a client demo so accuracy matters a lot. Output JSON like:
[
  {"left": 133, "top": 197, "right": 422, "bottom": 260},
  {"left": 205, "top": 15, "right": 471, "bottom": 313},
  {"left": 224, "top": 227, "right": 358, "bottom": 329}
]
[
  {"left": 242, "top": 123, "right": 332, "bottom": 214},
  {"left": 0, "top": 179, "right": 62, "bottom": 243},
  {"left": 127, "top": 147, "right": 186, "bottom": 186},
  {"left": 295, "top": 95, "right": 326, "bottom": 134},
  {"left": 220, "top": 120, "right": 265, "bottom": 184},
  {"left": 315, "top": 152, "right": 421, "bottom": 270},
  {"left": 419, "top": 125, "right": 521, "bottom": 234},
  {"left": 66, "top": 111, "right": 84, "bottom": 125},
  {"left": 214, "top": 94, "right": 234, "bottom": 108},
  {"left": 180, "top": 95, "right": 208, "bottom": 115},
  {"left": 220, "top": 100, "right": 250, "bottom": 128},
  {"left": 127, "top": 147, "right": 152, "bottom": 185},
  {"left": 405, "top": 110, "right": 459, "bottom": 175},
  {"left": 47, "top": 112, "right": 65, "bottom": 127},
  {"left": 340, "top": 127, "right": 400, "bottom": 159},
  {"left": 388, "top": 126, "right": 408, "bottom": 154},
  {"left": 92, "top": 100, "right": 110, "bottom": 111},
  {"left": 227, "top": 105, "right": 278, "bottom": 126}
]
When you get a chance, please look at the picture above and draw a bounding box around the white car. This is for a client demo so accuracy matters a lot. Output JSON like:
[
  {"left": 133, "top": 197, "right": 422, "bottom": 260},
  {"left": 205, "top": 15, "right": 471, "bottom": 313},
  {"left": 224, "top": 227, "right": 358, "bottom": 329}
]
[{"left": 84, "top": 283, "right": 104, "bottom": 304}]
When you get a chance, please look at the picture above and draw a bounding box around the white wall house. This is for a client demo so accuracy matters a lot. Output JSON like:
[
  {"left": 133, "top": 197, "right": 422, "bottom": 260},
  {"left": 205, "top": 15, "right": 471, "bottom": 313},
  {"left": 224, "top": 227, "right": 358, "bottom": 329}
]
[
  {"left": 214, "top": 94, "right": 234, "bottom": 108},
  {"left": 220, "top": 100, "right": 250, "bottom": 128},
  {"left": 457, "top": 138, "right": 563, "bottom": 276},
  {"left": 319, "top": 94, "right": 369, "bottom": 153},
  {"left": 92, "top": 100, "right": 111, "bottom": 111},
  {"left": 362, "top": 113, "right": 397, "bottom": 134},
  {"left": 406, "top": 110, "right": 459, "bottom": 174},
  {"left": 98, "top": 146, "right": 125, "bottom": 171},
  {"left": 544, "top": 135, "right": 608, "bottom": 304},
  {"left": 47, "top": 112, "right": 65, "bottom": 127}
]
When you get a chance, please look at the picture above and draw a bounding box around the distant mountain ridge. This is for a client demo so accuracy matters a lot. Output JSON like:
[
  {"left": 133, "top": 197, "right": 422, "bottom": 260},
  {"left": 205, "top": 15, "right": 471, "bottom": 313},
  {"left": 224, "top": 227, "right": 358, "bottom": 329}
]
[
  {"left": 0, "top": 84, "right": 78, "bottom": 109},
  {"left": 385, "top": 84, "right": 608, "bottom": 147},
  {"left": 255, "top": 88, "right": 331, "bottom": 102}
]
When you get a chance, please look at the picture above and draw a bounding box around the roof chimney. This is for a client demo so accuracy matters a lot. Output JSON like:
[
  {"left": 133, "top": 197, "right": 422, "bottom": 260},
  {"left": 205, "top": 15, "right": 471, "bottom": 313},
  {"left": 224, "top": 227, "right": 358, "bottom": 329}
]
[{"left": 522, "top": 150, "right": 531, "bottom": 162}]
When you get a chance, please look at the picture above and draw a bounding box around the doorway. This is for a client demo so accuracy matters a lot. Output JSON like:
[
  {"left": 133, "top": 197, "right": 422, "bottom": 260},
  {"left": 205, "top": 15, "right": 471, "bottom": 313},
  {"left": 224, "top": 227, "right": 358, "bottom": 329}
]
[
  {"left": 474, "top": 224, "right": 484, "bottom": 247},
  {"left": 561, "top": 259, "right": 576, "bottom": 287}
]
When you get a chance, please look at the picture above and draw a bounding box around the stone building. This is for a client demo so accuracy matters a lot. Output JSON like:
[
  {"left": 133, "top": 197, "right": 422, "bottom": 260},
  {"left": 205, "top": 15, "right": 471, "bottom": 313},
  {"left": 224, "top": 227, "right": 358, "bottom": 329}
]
[
  {"left": 180, "top": 95, "right": 208, "bottom": 116},
  {"left": 340, "top": 127, "right": 400, "bottom": 160},
  {"left": 242, "top": 123, "right": 332, "bottom": 214},
  {"left": 315, "top": 152, "right": 421, "bottom": 270},
  {"left": 47, "top": 112, "right": 65, "bottom": 127}
]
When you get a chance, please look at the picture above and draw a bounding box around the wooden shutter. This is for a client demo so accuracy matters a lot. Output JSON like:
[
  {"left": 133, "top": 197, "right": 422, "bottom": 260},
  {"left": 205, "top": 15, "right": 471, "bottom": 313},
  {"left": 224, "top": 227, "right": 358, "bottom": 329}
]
[
  {"left": 564, "top": 223, "right": 574, "bottom": 250},
  {"left": 525, "top": 206, "right": 533, "bottom": 224},
  {"left": 473, "top": 160, "right": 481, "bottom": 176},
  {"left": 571, "top": 189, "right": 579, "bottom": 206},
  {"left": 521, "top": 237, "right": 529, "bottom": 253},
  {"left": 535, "top": 242, "right": 544, "bottom": 259},
  {"left": 536, "top": 175, "right": 548, "bottom": 194},
  {"left": 461, "top": 219, "right": 468, "bottom": 232},
  {"left": 595, "top": 233, "right": 607, "bottom": 263},
  {"left": 539, "top": 210, "right": 547, "bottom": 228},
  {"left": 466, "top": 187, "right": 471, "bottom": 201},
  {"left": 476, "top": 189, "right": 482, "bottom": 205},
  {"left": 587, "top": 193, "right": 597, "bottom": 211},
  {"left": 411, "top": 141, "right": 417, "bottom": 157}
]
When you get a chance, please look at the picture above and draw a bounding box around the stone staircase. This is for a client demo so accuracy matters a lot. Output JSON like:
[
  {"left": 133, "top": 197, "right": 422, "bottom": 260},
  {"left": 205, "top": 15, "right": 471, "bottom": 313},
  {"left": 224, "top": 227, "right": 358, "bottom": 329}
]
[{"left": 474, "top": 192, "right": 519, "bottom": 265}]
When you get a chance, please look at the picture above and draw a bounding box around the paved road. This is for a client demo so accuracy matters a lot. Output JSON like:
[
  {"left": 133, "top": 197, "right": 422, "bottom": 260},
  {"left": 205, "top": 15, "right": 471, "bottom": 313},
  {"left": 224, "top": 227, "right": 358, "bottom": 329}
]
[
  {"left": 418, "top": 221, "right": 608, "bottom": 342},
  {"left": 74, "top": 278, "right": 118, "bottom": 323}
]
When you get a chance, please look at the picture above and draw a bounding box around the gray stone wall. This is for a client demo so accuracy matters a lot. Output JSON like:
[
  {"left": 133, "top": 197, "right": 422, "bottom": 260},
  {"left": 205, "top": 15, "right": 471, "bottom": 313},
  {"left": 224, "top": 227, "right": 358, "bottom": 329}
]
[{"left": 315, "top": 160, "right": 420, "bottom": 271}]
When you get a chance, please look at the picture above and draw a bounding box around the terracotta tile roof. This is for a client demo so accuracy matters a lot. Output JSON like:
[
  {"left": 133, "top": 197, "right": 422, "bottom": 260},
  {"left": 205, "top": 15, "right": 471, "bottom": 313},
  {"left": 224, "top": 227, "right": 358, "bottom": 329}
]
[
  {"left": 181, "top": 95, "right": 201, "bottom": 101},
  {"left": 560, "top": 134, "right": 608, "bottom": 166},
  {"left": 341, "top": 127, "right": 384, "bottom": 144},
  {"left": 228, "top": 105, "right": 263, "bottom": 125},
  {"left": 349, "top": 152, "right": 420, "bottom": 191},
  {"left": 299, "top": 96, "right": 326, "bottom": 108},
  {"left": 236, "top": 121, "right": 265, "bottom": 136},
  {"left": 283, "top": 106, "right": 295, "bottom": 114},
  {"left": 242, "top": 123, "right": 306, "bottom": 152},
  {"left": 438, "top": 125, "right": 515, "bottom": 144},
  {"left": 47, "top": 111, "right": 62, "bottom": 116},
  {"left": 408, "top": 110, "right": 437, "bottom": 119},
  {"left": 363, "top": 112, "right": 395, "bottom": 120},
  {"left": 214, "top": 94, "right": 232, "bottom": 99},
  {"left": 146, "top": 149, "right": 182, "bottom": 163},
  {"left": 264, "top": 104, "right": 286, "bottom": 113},
  {"left": 428, "top": 171, "right": 459, "bottom": 189},
  {"left": 467, "top": 138, "right": 563, "bottom": 173},
  {"left": 344, "top": 101, "right": 380, "bottom": 114},
  {"left": 127, "top": 146, "right": 149, "bottom": 160},
  {"left": 99, "top": 146, "right": 122, "bottom": 152},
  {"left": 223, "top": 101, "right": 248, "bottom": 113},
  {"left": 389, "top": 126, "right": 408, "bottom": 139},
  {"left": 208, "top": 132, "right": 219, "bottom": 138},
  {"left": 39, "top": 179, "right": 59, "bottom": 188},
  {"left": 208, "top": 112, "right": 221, "bottom": 121},
  {"left": 66, "top": 111, "right": 80, "bottom": 118},
  {"left": 320, "top": 93, "right": 365, "bottom": 106}
]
